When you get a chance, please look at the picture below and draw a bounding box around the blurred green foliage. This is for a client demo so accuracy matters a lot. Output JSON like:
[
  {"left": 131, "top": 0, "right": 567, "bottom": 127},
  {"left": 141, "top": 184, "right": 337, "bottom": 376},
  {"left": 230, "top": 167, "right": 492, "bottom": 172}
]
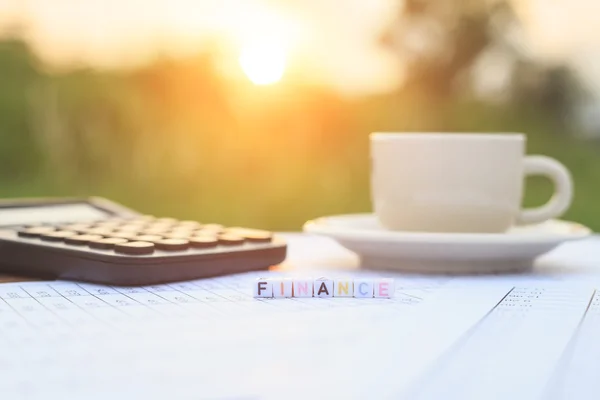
[{"left": 1, "top": 8, "right": 600, "bottom": 232}]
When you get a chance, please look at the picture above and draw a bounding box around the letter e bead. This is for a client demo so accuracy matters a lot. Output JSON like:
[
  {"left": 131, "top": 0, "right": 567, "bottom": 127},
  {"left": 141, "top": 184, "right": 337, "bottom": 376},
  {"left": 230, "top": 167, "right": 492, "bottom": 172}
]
[
  {"left": 314, "top": 277, "right": 333, "bottom": 298},
  {"left": 353, "top": 278, "right": 374, "bottom": 298},
  {"left": 374, "top": 278, "right": 394, "bottom": 298},
  {"left": 253, "top": 278, "right": 273, "bottom": 298}
]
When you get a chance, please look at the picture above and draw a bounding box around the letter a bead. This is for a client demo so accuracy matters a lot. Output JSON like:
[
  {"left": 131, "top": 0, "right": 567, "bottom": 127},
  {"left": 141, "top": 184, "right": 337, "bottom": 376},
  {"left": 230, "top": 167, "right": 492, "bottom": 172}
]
[
  {"left": 272, "top": 278, "right": 293, "bottom": 298},
  {"left": 253, "top": 278, "right": 273, "bottom": 298},
  {"left": 314, "top": 277, "right": 333, "bottom": 298},
  {"left": 333, "top": 279, "right": 353, "bottom": 297},
  {"left": 353, "top": 278, "right": 374, "bottom": 298},
  {"left": 374, "top": 278, "right": 395, "bottom": 298}
]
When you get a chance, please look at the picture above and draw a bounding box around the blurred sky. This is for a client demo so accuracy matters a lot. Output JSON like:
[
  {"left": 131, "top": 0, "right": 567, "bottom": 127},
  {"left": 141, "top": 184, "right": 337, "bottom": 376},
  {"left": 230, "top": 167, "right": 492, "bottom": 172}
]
[{"left": 1, "top": 0, "right": 599, "bottom": 96}]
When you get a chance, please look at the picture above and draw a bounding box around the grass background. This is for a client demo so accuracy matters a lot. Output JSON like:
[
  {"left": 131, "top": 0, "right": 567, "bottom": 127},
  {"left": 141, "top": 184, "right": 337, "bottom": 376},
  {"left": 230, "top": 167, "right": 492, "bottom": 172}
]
[{"left": 0, "top": 38, "right": 599, "bottom": 232}]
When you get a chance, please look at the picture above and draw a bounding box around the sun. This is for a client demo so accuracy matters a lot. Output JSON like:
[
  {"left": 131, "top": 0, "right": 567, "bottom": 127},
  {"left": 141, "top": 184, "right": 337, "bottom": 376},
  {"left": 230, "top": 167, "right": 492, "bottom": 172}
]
[{"left": 239, "top": 40, "right": 286, "bottom": 85}]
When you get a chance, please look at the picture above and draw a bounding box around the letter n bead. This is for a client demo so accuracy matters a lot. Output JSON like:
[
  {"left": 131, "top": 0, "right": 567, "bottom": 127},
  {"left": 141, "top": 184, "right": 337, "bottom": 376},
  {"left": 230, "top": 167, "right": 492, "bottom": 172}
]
[
  {"left": 353, "top": 278, "right": 374, "bottom": 298},
  {"left": 333, "top": 279, "right": 353, "bottom": 297},
  {"left": 253, "top": 278, "right": 273, "bottom": 298},
  {"left": 374, "top": 278, "right": 395, "bottom": 298},
  {"left": 314, "top": 277, "right": 333, "bottom": 298},
  {"left": 293, "top": 278, "right": 313, "bottom": 298}
]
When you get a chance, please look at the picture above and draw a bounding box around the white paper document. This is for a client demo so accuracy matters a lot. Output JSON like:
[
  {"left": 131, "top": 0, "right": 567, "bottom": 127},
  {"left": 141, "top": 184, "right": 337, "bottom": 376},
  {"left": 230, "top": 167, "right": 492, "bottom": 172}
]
[{"left": 1, "top": 236, "right": 600, "bottom": 399}]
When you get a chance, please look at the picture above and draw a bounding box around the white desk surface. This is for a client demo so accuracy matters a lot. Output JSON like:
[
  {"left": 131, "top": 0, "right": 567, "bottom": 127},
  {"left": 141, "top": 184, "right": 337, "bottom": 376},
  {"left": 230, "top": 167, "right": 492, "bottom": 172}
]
[{"left": 1, "top": 233, "right": 600, "bottom": 400}]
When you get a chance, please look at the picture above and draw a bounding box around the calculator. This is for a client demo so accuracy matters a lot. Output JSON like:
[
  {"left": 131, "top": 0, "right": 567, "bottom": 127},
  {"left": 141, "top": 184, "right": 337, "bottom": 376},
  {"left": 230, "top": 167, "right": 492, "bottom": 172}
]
[{"left": 0, "top": 197, "right": 287, "bottom": 286}]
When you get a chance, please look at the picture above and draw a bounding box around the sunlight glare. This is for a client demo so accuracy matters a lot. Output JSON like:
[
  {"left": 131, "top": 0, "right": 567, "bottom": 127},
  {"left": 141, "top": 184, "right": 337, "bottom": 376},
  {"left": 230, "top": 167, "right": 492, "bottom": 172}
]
[{"left": 239, "top": 40, "right": 286, "bottom": 85}]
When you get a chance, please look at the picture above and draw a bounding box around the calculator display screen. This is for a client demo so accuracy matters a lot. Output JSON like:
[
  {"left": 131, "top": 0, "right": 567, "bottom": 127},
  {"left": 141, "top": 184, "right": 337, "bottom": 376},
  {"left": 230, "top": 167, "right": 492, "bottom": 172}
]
[{"left": 0, "top": 203, "right": 108, "bottom": 226}]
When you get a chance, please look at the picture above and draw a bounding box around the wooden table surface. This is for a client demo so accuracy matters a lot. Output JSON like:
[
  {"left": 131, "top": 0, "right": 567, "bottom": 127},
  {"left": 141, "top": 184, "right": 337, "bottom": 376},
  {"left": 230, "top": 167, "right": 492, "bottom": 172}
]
[{"left": 0, "top": 273, "right": 42, "bottom": 283}]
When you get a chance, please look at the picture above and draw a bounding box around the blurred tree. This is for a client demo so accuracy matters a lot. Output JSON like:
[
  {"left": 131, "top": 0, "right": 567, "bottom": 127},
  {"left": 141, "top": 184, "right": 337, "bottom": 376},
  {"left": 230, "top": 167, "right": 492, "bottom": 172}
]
[
  {"left": 380, "top": 0, "right": 586, "bottom": 131},
  {"left": 0, "top": 35, "right": 44, "bottom": 179},
  {"left": 511, "top": 62, "right": 587, "bottom": 132}
]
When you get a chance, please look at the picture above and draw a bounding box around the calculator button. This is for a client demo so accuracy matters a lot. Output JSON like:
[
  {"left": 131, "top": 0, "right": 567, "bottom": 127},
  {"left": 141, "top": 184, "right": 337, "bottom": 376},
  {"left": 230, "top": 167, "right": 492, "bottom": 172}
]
[
  {"left": 40, "top": 230, "right": 78, "bottom": 242},
  {"left": 121, "top": 215, "right": 153, "bottom": 224},
  {"left": 74, "top": 228, "right": 95, "bottom": 234},
  {"left": 244, "top": 233, "right": 272, "bottom": 243},
  {"left": 127, "top": 222, "right": 152, "bottom": 228},
  {"left": 217, "top": 234, "right": 245, "bottom": 246},
  {"left": 93, "top": 221, "right": 123, "bottom": 229},
  {"left": 16, "top": 229, "right": 37, "bottom": 238},
  {"left": 225, "top": 227, "right": 245, "bottom": 233},
  {"left": 164, "top": 232, "right": 192, "bottom": 239},
  {"left": 114, "top": 241, "right": 155, "bottom": 255},
  {"left": 148, "top": 222, "right": 176, "bottom": 228},
  {"left": 118, "top": 224, "right": 146, "bottom": 232},
  {"left": 135, "top": 234, "right": 164, "bottom": 242},
  {"left": 170, "top": 226, "right": 195, "bottom": 233},
  {"left": 135, "top": 215, "right": 156, "bottom": 221},
  {"left": 17, "top": 229, "right": 41, "bottom": 238},
  {"left": 19, "top": 226, "right": 56, "bottom": 237},
  {"left": 110, "top": 232, "right": 139, "bottom": 240},
  {"left": 227, "top": 228, "right": 273, "bottom": 243},
  {"left": 192, "top": 230, "right": 217, "bottom": 238},
  {"left": 85, "top": 228, "right": 115, "bottom": 236},
  {"left": 102, "top": 217, "right": 130, "bottom": 224},
  {"left": 189, "top": 237, "right": 218, "bottom": 248},
  {"left": 155, "top": 238, "right": 190, "bottom": 251},
  {"left": 127, "top": 222, "right": 150, "bottom": 229},
  {"left": 203, "top": 223, "right": 224, "bottom": 229},
  {"left": 61, "top": 223, "right": 93, "bottom": 231},
  {"left": 141, "top": 227, "right": 172, "bottom": 235},
  {"left": 66, "top": 234, "right": 104, "bottom": 245},
  {"left": 89, "top": 237, "right": 128, "bottom": 249},
  {"left": 201, "top": 224, "right": 224, "bottom": 232},
  {"left": 154, "top": 218, "right": 178, "bottom": 224},
  {"left": 176, "top": 220, "right": 202, "bottom": 229}
]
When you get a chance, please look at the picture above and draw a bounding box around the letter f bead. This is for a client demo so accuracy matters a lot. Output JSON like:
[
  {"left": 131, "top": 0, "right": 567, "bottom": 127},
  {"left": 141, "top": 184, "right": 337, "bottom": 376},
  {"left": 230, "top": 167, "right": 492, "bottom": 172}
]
[{"left": 253, "top": 278, "right": 273, "bottom": 298}]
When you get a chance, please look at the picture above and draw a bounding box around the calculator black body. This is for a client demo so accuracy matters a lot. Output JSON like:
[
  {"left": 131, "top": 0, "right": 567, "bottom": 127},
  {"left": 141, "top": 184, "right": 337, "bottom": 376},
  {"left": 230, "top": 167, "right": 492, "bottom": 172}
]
[{"left": 0, "top": 197, "right": 287, "bottom": 286}]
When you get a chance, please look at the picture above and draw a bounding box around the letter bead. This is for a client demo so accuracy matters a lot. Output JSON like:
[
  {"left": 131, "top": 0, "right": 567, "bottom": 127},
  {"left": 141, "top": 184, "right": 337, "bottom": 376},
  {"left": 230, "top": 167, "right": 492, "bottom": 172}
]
[
  {"left": 374, "top": 278, "right": 395, "bottom": 298},
  {"left": 353, "top": 278, "right": 374, "bottom": 298},
  {"left": 272, "top": 278, "right": 293, "bottom": 298},
  {"left": 333, "top": 279, "right": 353, "bottom": 297},
  {"left": 293, "top": 278, "right": 313, "bottom": 298},
  {"left": 314, "top": 277, "right": 333, "bottom": 298},
  {"left": 253, "top": 278, "right": 273, "bottom": 298}
]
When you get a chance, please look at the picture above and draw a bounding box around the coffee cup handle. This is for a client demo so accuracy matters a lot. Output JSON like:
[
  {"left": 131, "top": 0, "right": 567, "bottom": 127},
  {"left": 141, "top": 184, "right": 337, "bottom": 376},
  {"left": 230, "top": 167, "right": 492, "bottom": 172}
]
[{"left": 517, "top": 155, "right": 573, "bottom": 225}]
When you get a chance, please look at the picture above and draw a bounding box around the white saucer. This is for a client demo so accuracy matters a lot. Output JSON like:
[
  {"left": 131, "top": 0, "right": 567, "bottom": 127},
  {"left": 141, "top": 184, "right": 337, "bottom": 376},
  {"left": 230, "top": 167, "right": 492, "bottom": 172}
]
[{"left": 303, "top": 214, "right": 592, "bottom": 274}]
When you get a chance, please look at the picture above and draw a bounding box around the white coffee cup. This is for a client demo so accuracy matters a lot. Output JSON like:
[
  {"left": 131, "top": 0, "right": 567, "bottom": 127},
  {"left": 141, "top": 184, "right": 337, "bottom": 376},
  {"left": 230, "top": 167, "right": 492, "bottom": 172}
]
[{"left": 370, "top": 132, "right": 573, "bottom": 233}]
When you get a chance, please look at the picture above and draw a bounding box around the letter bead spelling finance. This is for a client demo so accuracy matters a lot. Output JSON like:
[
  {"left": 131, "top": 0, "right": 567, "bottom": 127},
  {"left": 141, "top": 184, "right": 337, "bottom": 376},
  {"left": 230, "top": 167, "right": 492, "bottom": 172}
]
[{"left": 253, "top": 277, "right": 394, "bottom": 298}]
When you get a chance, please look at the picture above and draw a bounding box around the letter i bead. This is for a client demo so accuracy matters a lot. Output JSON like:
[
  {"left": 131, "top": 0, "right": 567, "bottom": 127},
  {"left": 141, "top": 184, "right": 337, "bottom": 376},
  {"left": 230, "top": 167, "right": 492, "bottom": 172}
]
[
  {"left": 293, "top": 278, "right": 313, "bottom": 298},
  {"left": 253, "top": 278, "right": 273, "bottom": 298},
  {"left": 272, "top": 278, "right": 293, "bottom": 298},
  {"left": 353, "top": 278, "right": 374, "bottom": 298},
  {"left": 374, "top": 278, "right": 395, "bottom": 298},
  {"left": 314, "top": 277, "right": 333, "bottom": 298}
]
